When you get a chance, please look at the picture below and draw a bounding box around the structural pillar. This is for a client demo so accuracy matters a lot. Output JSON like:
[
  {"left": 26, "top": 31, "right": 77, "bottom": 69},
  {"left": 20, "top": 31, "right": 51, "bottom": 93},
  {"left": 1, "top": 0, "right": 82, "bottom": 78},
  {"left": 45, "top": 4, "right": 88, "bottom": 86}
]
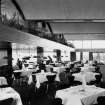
[
  {"left": 53, "top": 49, "right": 61, "bottom": 62},
  {"left": 37, "top": 46, "right": 44, "bottom": 63},
  {"left": 56, "top": 50, "right": 61, "bottom": 62},
  {"left": 70, "top": 52, "right": 76, "bottom": 62},
  {"left": 0, "top": 41, "right": 12, "bottom": 85},
  {"left": 89, "top": 52, "right": 93, "bottom": 61},
  {"left": 80, "top": 52, "right": 83, "bottom": 61}
]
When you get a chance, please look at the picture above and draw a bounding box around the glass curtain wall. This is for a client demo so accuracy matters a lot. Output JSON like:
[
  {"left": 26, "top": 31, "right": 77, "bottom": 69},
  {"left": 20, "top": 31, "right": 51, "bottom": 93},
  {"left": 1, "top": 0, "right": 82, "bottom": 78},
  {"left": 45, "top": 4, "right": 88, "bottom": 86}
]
[
  {"left": 12, "top": 43, "right": 37, "bottom": 66},
  {"left": 69, "top": 40, "right": 105, "bottom": 63},
  {"left": 93, "top": 53, "right": 105, "bottom": 63}
]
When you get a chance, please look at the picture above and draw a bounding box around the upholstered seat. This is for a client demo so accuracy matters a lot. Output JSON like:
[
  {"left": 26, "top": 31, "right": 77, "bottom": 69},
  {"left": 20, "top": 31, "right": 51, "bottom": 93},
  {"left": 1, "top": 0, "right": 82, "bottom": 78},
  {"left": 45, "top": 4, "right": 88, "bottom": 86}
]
[
  {"left": 0, "top": 98, "right": 13, "bottom": 105},
  {"left": 51, "top": 98, "right": 63, "bottom": 105},
  {"left": 97, "top": 96, "right": 105, "bottom": 105},
  {"left": 46, "top": 74, "right": 56, "bottom": 83}
]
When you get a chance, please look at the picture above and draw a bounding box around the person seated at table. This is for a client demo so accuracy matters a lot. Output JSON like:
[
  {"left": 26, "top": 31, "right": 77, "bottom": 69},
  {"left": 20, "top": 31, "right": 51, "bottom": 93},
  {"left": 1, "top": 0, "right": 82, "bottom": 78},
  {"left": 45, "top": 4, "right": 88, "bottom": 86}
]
[
  {"left": 38, "top": 60, "right": 46, "bottom": 72},
  {"left": 17, "top": 58, "right": 23, "bottom": 70}
]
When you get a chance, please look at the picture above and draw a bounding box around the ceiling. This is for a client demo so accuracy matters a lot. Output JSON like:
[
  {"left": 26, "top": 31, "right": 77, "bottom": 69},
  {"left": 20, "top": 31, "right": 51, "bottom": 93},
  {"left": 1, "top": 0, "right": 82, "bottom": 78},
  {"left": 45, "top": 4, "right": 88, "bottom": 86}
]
[
  {"left": 8, "top": 0, "right": 105, "bottom": 41},
  {"left": 17, "top": 0, "right": 105, "bottom": 20}
]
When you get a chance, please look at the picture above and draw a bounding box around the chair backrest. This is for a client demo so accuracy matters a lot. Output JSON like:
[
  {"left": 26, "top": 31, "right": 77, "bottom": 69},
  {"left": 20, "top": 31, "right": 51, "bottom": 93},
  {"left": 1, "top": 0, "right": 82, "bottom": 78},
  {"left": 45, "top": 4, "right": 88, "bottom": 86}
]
[
  {"left": 68, "top": 75, "right": 74, "bottom": 82},
  {"left": 32, "top": 75, "right": 36, "bottom": 83},
  {"left": 14, "top": 72, "right": 21, "bottom": 79},
  {"left": 46, "top": 75, "right": 56, "bottom": 83},
  {"left": 97, "top": 96, "right": 105, "bottom": 105},
  {"left": 52, "top": 98, "right": 63, "bottom": 105},
  {"left": 95, "top": 75, "right": 102, "bottom": 83},
  {"left": 0, "top": 98, "right": 13, "bottom": 105}
]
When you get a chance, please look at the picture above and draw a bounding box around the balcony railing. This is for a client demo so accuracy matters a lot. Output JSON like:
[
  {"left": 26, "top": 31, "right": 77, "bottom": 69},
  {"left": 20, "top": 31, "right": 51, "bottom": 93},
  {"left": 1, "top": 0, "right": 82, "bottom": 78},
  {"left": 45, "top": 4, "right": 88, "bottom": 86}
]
[{"left": 1, "top": 14, "right": 74, "bottom": 48}]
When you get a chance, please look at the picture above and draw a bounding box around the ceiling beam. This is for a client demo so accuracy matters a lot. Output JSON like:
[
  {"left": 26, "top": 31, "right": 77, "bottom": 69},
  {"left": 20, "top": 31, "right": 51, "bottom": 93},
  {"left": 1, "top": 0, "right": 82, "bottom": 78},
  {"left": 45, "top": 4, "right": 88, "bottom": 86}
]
[
  {"left": 11, "top": 0, "right": 25, "bottom": 20},
  {"left": 65, "top": 34, "right": 105, "bottom": 40},
  {"left": 27, "top": 19, "right": 105, "bottom": 23},
  {"left": 46, "top": 22, "right": 53, "bottom": 35},
  {"left": 50, "top": 22, "right": 105, "bottom": 34}
]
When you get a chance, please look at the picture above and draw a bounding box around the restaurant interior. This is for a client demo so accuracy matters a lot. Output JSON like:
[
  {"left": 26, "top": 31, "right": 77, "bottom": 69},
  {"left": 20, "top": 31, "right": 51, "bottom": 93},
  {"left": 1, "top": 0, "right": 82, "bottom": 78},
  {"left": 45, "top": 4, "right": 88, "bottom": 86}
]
[{"left": 1, "top": 0, "right": 105, "bottom": 105}]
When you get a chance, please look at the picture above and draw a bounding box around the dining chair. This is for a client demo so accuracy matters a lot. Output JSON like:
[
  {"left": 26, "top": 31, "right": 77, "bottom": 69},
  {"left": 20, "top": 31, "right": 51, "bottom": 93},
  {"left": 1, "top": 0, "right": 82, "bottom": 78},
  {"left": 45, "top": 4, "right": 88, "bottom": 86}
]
[
  {"left": 97, "top": 96, "right": 105, "bottom": 105},
  {"left": 51, "top": 98, "right": 63, "bottom": 105},
  {"left": 0, "top": 98, "right": 13, "bottom": 105},
  {"left": 94, "top": 74, "right": 102, "bottom": 87},
  {"left": 68, "top": 75, "right": 75, "bottom": 86}
]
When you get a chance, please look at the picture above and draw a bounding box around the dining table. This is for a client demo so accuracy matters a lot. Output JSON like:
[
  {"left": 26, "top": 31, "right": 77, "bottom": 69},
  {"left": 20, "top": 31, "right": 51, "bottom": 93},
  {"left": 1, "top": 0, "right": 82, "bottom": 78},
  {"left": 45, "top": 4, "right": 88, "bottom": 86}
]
[
  {"left": 53, "top": 66, "right": 66, "bottom": 73},
  {"left": 72, "top": 72, "right": 99, "bottom": 84},
  {"left": 0, "top": 77, "right": 8, "bottom": 86},
  {"left": 81, "top": 66, "right": 96, "bottom": 72},
  {"left": 33, "top": 71, "right": 59, "bottom": 88},
  {"left": 0, "top": 87, "right": 23, "bottom": 105},
  {"left": 56, "top": 85, "right": 105, "bottom": 105}
]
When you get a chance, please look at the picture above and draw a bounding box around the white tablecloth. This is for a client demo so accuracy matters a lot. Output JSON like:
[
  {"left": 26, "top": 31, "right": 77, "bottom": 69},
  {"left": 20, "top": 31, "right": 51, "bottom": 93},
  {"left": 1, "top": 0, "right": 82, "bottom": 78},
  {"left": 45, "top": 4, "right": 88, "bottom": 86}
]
[
  {"left": 56, "top": 85, "right": 105, "bottom": 105},
  {"left": 73, "top": 72, "right": 99, "bottom": 83},
  {"left": 81, "top": 66, "right": 95, "bottom": 72},
  {"left": 0, "top": 87, "right": 22, "bottom": 105},
  {"left": 35, "top": 72, "right": 47, "bottom": 87},
  {"left": 53, "top": 67, "right": 66, "bottom": 73},
  {"left": 0, "top": 77, "right": 8, "bottom": 86},
  {"left": 14, "top": 69, "right": 36, "bottom": 74}
]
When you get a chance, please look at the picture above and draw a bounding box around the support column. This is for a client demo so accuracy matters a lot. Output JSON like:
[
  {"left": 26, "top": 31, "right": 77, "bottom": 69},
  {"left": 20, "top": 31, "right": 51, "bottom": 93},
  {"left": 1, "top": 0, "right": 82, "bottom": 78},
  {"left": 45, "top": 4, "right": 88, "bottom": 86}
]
[
  {"left": 53, "top": 49, "right": 61, "bottom": 62},
  {"left": 37, "top": 46, "right": 44, "bottom": 63},
  {"left": 0, "top": 41, "right": 12, "bottom": 67},
  {"left": 56, "top": 50, "right": 61, "bottom": 62},
  {"left": 70, "top": 52, "right": 76, "bottom": 62},
  {"left": 7, "top": 42, "right": 12, "bottom": 68},
  {"left": 0, "top": 41, "right": 12, "bottom": 85},
  {"left": 80, "top": 52, "right": 83, "bottom": 61},
  {"left": 89, "top": 52, "right": 93, "bottom": 61}
]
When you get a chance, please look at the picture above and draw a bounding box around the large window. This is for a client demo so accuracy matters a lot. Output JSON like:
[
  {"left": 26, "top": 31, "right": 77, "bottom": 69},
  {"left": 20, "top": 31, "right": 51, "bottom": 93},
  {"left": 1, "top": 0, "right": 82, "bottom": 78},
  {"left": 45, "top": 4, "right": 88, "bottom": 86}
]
[
  {"left": 92, "top": 40, "right": 105, "bottom": 49},
  {"left": 69, "top": 40, "right": 105, "bottom": 62},
  {"left": 83, "top": 52, "right": 89, "bottom": 61},
  {"left": 82, "top": 40, "right": 91, "bottom": 49},
  {"left": 69, "top": 40, "right": 105, "bottom": 49},
  {"left": 76, "top": 52, "right": 80, "bottom": 61},
  {"left": 73, "top": 40, "right": 82, "bottom": 49},
  {"left": 93, "top": 53, "right": 105, "bottom": 63},
  {"left": 12, "top": 43, "right": 37, "bottom": 65}
]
